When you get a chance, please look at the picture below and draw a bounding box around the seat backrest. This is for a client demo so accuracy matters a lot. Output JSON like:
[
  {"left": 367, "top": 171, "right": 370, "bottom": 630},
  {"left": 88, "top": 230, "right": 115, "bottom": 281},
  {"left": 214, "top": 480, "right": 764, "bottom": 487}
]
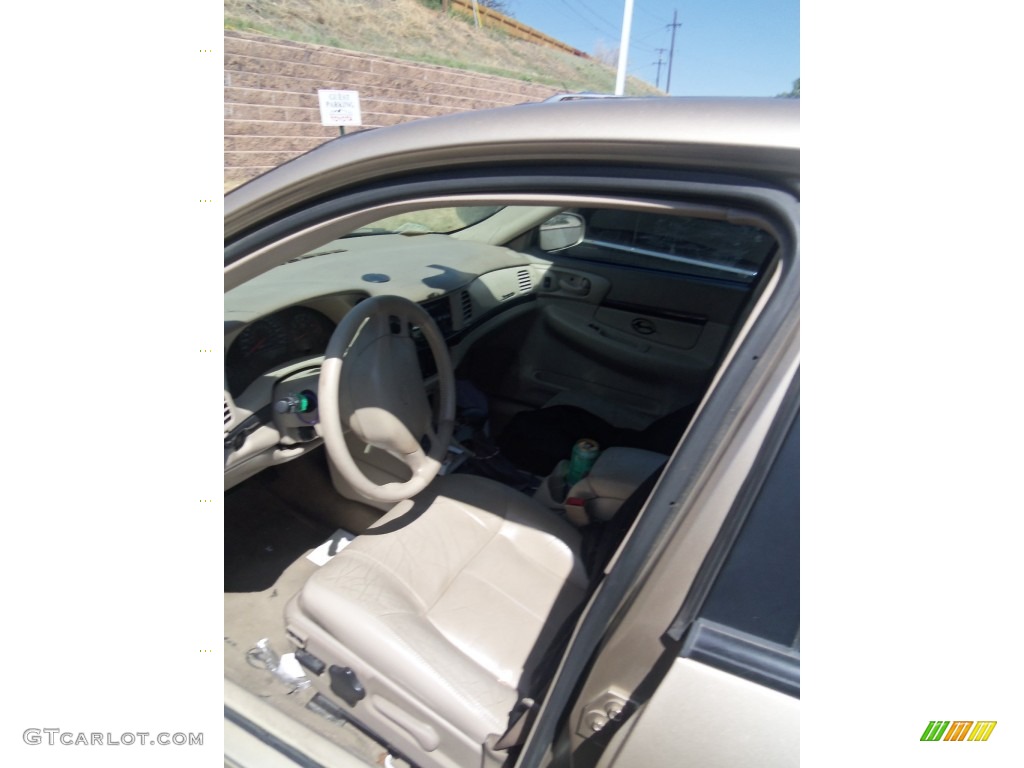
[
  {"left": 579, "top": 463, "right": 666, "bottom": 578},
  {"left": 521, "top": 463, "right": 666, "bottom": 700}
]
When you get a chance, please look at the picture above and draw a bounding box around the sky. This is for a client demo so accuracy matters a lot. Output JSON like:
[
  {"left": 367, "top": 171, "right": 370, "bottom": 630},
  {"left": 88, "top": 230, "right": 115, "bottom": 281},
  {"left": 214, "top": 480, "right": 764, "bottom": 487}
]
[{"left": 498, "top": 0, "right": 799, "bottom": 96}]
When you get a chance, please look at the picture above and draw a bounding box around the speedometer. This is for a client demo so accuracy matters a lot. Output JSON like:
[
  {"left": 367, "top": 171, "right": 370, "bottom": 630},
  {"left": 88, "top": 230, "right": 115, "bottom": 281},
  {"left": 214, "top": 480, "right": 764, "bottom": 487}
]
[
  {"left": 226, "top": 307, "right": 337, "bottom": 396},
  {"left": 235, "top": 316, "right": 289, "bottom": 362}
]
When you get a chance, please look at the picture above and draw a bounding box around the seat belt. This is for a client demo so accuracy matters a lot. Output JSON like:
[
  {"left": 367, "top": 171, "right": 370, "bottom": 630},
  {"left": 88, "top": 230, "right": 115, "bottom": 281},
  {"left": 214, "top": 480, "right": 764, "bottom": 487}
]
[{"left": 492, "top": 698, "right": 535, "bottom": 751}]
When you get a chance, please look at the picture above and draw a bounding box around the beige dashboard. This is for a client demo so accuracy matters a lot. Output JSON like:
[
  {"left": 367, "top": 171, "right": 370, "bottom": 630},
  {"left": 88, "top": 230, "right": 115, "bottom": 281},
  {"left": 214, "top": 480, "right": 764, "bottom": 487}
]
[{"left": 223, "top": 232, "right": 607, "bottom": 489}]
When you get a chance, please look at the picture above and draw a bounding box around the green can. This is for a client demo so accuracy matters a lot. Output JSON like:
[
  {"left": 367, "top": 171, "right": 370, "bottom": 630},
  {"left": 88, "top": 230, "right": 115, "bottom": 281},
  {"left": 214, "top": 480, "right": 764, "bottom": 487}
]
[{"left": 566, "top": 438, "right": 601, "bottom": 486}]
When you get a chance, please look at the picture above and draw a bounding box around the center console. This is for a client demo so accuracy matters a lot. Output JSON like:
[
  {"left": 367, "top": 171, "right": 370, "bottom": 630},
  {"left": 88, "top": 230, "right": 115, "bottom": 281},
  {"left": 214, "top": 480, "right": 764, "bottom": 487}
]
[{"left": 534, "top": 446, "right": 668, "bottom": 526}]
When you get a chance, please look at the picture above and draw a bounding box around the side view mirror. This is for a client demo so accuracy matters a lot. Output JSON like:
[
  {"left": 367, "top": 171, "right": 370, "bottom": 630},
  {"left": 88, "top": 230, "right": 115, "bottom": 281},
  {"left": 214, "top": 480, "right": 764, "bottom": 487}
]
[{"left": 538, "top": 212, "right": 585, "bottom": 252}]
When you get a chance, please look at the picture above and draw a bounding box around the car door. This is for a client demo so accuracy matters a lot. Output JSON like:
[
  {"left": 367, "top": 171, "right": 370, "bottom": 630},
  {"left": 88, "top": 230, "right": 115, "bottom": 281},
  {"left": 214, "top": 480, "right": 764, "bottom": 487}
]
[
  {"left": 516, "top": 327, "right": 800, "bottom": 768},
  {"left": 594, "top": 403, "right": 800, "bottom": 767},
  {"left": 224, "top": 98, "right": 800, "bottom": 768},
  {"left": 465, "top": 207, "right": 776, "bottom": 427}
]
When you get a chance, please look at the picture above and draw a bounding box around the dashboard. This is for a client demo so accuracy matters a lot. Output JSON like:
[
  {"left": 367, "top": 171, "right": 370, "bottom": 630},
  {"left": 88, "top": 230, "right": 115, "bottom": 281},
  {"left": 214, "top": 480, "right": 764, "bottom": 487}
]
[
  {"left": 225, "top": 306, "right": 337, "bottom": 397},
  {"left": 223, "top": 232, "right": 552, "bottom": 489}
]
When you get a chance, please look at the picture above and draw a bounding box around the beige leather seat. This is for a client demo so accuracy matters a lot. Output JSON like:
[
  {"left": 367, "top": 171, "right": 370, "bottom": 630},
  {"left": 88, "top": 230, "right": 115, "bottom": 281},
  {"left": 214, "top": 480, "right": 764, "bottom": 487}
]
[{"left": 285, "top": 473, "right": 588, "bottom": 768}]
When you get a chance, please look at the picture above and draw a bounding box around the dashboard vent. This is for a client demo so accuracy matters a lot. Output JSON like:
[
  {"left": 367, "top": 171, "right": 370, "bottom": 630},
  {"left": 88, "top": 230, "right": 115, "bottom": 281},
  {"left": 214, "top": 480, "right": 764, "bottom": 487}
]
[
  {"left": 517, "top": 269, "right": 533, "bottom": 293},
  {"left": 460, "top": 290, "right": 473, "bottom": 322},
  {"left": 224, "top": 395, "right": 235, "bottom": 431}
]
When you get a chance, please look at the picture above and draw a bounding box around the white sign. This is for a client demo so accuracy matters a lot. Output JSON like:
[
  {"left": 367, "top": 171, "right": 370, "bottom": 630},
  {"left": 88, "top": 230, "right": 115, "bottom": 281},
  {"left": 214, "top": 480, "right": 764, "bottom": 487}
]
[{"left": 317, "top": 90, "right": 362, "bottom": 127}]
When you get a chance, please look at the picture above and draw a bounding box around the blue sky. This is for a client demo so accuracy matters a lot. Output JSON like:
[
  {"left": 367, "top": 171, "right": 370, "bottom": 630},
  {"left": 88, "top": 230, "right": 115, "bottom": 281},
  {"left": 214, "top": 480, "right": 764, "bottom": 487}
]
[{"left": 499, "top": 0, "right": 799, "bottom": 96}]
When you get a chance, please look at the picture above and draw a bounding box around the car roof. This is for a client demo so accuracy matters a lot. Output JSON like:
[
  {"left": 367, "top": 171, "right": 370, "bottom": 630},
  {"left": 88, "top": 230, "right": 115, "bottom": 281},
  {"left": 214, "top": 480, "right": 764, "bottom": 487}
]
[
  {"left": 225, "top": 97, "right": 799, "bottom": 240},
  {"left": 540, "top": 91, "right": 620, "bottom": 102}
]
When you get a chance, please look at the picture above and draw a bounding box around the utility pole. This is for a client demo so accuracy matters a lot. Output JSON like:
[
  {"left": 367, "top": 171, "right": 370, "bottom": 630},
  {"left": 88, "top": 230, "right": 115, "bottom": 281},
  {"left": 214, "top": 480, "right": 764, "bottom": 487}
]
[
  {"left": 654, "top": 48, "right": 667, "bottom": 90},
  {"left": 666, "top": 10, "right": 681, "bottom": 94},
  {"left": 614, "top": 0, "right": 635, "bottom": 96}
]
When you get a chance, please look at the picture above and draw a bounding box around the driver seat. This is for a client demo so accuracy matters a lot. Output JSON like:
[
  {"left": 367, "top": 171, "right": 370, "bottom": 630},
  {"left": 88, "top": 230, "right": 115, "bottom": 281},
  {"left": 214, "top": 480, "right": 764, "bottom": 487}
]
[{"left": 284, "top": 473, "right": 588, "bottom": 768}]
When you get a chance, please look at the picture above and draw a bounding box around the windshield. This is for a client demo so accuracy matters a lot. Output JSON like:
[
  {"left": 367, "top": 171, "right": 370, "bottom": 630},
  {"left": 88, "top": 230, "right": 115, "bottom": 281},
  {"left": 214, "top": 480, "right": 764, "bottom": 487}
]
[{"left": 350, "top": 206, "right": 504, "bottom": 235}]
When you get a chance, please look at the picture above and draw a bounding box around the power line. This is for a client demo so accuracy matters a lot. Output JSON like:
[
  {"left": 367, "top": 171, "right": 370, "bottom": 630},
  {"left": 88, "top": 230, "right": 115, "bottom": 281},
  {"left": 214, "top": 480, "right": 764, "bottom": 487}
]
[
  {"left": 558, "top": 0, "right": 619, "bottom": 39},
  {"left": 636, "top": 3, "right": 666, "bottom": 24},
  {"left": 546, "top": 0, "right": 587, "bottom": 29},
  {"left": 634, "top": 28, "right": 666, "bottom": 44},
  {"left": 554, "top": 0, "right": 598, "bottom": 35},
  {"left": 628, "top": 28, "right": 663, "bottom": 55}
]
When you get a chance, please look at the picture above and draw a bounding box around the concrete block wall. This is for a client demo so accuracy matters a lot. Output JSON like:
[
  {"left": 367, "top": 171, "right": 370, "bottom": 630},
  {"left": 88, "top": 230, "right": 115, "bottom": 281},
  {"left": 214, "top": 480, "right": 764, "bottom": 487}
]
[{"left": 225, "top": 31, "right": 561, "bottom": 187}]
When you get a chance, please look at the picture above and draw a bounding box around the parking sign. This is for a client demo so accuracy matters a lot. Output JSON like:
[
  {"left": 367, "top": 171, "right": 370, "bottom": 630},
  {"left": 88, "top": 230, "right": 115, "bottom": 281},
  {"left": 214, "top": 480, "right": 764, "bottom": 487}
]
[{"left": 318, "top": 90, "right": 362, "bottom": 127}]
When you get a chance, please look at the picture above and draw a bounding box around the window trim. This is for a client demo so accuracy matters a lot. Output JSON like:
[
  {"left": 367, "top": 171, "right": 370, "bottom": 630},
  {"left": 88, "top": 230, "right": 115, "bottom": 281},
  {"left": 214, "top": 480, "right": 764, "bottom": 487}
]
[
  {"left": 664, "top": 373, "right": 800, "bottom": 646},
  {"left": 681, "top": 619, "right": 800, "bottom": 698}
]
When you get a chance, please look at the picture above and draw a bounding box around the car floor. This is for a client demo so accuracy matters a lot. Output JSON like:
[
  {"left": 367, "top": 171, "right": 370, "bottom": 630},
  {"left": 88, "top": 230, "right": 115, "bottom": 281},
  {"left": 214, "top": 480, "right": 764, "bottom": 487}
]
[{"left": 224, "top": 451, "right": 412, "bottom": 767}]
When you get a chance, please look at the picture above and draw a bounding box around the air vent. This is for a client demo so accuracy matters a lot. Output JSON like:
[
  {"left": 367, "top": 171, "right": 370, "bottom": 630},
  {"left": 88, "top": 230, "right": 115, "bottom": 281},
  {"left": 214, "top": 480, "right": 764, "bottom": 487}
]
[
  {"left": 460, "top": 290, "right": 473, "bottom": 322},
  {"left": 517, "top": 269, "right": 533, "bottom": 293},
  {"left": 224, "top": 395, "right": 235, "bottom": 430}
]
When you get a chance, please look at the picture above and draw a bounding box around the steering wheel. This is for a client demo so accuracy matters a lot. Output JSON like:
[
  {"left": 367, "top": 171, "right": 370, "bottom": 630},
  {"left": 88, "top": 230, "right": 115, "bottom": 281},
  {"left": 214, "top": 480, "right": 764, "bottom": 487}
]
[{"left": 318, "top": 295, "right": 456, "bottom": 503}]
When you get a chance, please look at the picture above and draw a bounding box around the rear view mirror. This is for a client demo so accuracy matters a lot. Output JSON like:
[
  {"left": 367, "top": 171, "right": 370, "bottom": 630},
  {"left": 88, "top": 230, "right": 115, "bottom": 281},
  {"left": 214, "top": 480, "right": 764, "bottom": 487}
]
[{"left": 538, "top": 212, "right": 585, "bottom": 252}]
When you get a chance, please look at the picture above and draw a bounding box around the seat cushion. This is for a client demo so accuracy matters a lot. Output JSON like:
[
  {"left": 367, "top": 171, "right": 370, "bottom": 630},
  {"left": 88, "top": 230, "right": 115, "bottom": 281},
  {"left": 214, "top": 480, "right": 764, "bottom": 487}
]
[{"left": 291, "top": 474, "right": 588, "bottom": 743}]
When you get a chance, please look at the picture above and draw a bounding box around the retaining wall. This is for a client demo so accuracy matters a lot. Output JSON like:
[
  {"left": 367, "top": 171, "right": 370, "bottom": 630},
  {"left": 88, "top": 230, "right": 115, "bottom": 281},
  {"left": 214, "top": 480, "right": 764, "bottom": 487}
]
[{"left": 225, "top": 30, "right": 561, "bottom": 187}]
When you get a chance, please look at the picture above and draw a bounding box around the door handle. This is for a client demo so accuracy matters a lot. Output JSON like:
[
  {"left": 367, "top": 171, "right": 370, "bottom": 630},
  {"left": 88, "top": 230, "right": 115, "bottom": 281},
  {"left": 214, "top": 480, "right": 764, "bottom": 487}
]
[
  {"left": 558, "top": 274, "right": 591, "bottom": 295},
  {"left": 631, "top": 318, "right": 656, "bottom": 335}
]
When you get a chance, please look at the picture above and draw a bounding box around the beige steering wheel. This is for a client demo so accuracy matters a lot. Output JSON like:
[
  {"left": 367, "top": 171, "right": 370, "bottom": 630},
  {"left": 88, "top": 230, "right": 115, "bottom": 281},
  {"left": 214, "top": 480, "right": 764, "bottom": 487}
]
[{"left": 318, "top": 295, "right": 456, "bottom": 503}]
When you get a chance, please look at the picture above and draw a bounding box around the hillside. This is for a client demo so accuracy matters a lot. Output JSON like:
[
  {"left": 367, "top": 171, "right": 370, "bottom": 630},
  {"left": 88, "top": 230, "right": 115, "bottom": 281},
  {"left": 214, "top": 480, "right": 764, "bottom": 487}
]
[{"left": 224, "top": 0, "right": 662, "bottom": 96}]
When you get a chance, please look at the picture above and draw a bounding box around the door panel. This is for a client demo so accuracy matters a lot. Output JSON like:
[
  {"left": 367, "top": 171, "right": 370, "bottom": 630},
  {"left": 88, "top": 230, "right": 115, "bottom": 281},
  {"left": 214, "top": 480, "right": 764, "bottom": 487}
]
[
  {"left": 464, "top": 259, "right": 753, "bottom": 427},
  {"left": 530, "top": 301, "right": 725, "bottom": 419}
]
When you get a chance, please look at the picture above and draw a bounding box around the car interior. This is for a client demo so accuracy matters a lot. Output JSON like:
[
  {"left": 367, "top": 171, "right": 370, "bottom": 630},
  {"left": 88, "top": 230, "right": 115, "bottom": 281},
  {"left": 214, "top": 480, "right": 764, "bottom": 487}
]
[{"left": 223, "top": 199, "right": 782, "bottom": 768}]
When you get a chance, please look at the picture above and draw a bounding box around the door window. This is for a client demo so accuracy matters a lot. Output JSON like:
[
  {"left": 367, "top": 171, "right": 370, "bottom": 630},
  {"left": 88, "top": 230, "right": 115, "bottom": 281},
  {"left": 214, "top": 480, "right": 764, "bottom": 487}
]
[{"left": 556, "top": 208, "right": 777, "bottom": 284}]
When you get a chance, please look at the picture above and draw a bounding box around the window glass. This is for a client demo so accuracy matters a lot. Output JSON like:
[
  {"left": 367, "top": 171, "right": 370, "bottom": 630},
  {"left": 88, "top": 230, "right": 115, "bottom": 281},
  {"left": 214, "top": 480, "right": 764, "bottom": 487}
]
[
  {"left": 701, "top": 411, "right": 799, "bottom": 646},
  {"left": 557, "top": 208, "right": 776, "bottom": 283},
  {"left": 351, "top": 206, "right": 503, "bottom": 235}
]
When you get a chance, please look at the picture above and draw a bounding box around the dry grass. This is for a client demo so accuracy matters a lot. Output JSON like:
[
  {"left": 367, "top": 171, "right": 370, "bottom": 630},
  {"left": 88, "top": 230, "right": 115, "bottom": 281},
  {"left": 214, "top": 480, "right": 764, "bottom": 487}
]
[{"left": 224, "top": 0, "right": 661, "bottom": 95}]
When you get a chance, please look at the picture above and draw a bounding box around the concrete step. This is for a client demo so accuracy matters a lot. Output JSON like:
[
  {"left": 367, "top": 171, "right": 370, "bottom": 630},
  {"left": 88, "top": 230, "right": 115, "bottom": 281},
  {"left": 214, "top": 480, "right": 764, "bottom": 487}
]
[
  {"left": 222, "top": 52, "right": 544, "bottom": 102},
  {"left": 224, "top": 56, "right": 535, "bottom": 107},
  {"left": 226, "top": 149, "right": 308, "bottom": 169},
  {"left": 225, "top": 94, "right": 447, "bottom": 122},
  {"left": 224, "top": 86, "right": 316, "bottom": 110},
  {"left": 224, "top": 118, "right": 340, "bottom": 138},
  {"left": 225, "top": 31, "right": 558, "bottom": 100},
  {"left": 224, "top": 135, "right": 329, "bottom": 153},
  {"left": 223, "top": 103, "right": 400, "bottom": 130},
  {"left": 226, "top": 73, "right": 518, "bottom": 114},
  {"left": 225, "top": 165, "right": 271, "bottom": 189},
  {"left": 224, "top": 102, "right": 320, "bottom": 123}
]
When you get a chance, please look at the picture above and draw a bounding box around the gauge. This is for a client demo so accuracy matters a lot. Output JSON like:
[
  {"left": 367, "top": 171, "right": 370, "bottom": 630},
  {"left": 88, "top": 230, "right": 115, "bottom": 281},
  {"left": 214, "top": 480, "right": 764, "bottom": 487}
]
[
  {"left": 235, "top": 316, "right": 289, "bottom": 363},
  {"left": 289, "top": 309, "right": 333, "bottom": 356},
  {"left": 226, "top": 307, "right": 337, "bottom": 396}
]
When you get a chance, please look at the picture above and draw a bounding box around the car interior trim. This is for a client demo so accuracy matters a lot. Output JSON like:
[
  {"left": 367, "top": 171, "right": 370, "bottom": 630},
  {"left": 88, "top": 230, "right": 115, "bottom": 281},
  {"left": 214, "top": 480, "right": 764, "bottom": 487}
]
[
  {"left": 225, "top": 166, "right": 793, "bottom": 268},
  {"left": 598, "top": 299, "right": 709, "bottom": 326},
  {"left": 679, "top": 619, "right": 800, "bottom": 698},
  {"left": 225, "top": 706, "right": 329, "bottom": 768}
]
